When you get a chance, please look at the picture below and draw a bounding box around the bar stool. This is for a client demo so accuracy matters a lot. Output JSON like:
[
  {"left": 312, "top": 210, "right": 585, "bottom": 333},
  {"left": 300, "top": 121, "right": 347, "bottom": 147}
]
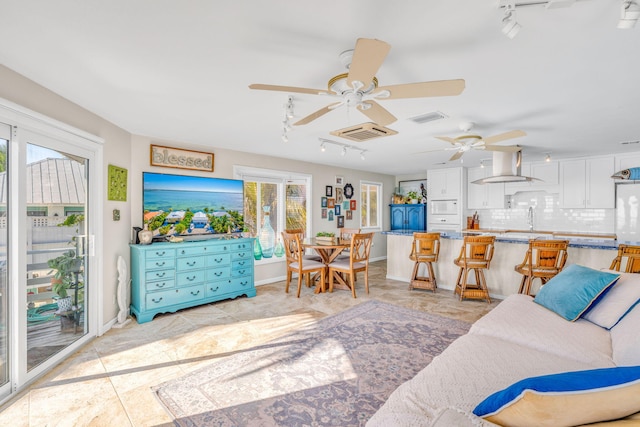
[
  {"left": 408, "top": 232, "right": 440, "bottom": 292},
  {"left": 609, "top": 244, "right": 640, "bottom": 273},
  {"left": 453, "top": 235, "right": 495, "bottom": 303},
  {"left": 515, "top": 239, "right": 569, "bottom": 296}
]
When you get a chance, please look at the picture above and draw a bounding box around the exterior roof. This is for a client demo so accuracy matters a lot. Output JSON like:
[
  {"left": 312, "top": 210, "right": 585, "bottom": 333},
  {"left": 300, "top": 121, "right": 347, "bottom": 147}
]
[{"left": 0, "top": 158, "right": 86, "bottom": 205}]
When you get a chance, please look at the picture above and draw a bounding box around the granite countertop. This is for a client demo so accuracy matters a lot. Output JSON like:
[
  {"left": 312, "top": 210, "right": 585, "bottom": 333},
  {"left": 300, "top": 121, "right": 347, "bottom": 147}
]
[{"left": 381, "top": 229, "right": 634, "bottom": 250}]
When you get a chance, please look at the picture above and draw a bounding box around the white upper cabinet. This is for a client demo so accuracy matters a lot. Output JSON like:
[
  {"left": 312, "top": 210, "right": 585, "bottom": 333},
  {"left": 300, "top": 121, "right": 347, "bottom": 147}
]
[
  {"left": 467, "top": 167, "right": 505, "bottom": 209},
  {"left": 504, "top": 161, "right": 559, "bottom": 194},
  {"left": 428, "top": 168, "right": 462, "bottom": 199},
  {"left": 561, "top": 157, "right": 615, "bottom": 209}
]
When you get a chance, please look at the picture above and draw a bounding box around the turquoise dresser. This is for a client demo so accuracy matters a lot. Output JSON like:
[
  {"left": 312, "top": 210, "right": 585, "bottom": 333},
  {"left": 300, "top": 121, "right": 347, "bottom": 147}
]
[{"left": 130, "top": 238, "right": 256, "bottom": 323}]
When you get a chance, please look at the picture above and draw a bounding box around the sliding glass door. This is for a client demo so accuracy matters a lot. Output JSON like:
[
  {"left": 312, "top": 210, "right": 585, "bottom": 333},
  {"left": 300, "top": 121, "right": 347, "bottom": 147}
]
[{"left": 0, "top": 105, "right": 102, "bottom": 402}]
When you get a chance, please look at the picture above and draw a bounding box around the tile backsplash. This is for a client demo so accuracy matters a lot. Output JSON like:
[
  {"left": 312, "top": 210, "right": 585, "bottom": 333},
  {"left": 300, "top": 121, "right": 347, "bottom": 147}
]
[{"left": 466, "top": 191, "right": 615, "bottom": 233}]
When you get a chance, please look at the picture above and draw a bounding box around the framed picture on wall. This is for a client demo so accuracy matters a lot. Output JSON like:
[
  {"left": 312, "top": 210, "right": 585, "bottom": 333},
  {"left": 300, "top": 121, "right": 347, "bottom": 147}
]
[
  {"left": 327, "top": 198, "right": 335, "bottom": 208},
  {"left": 326, "top": 185, "right": 333, "bottom": 197},
  {"left": 346, "top": 210, "right": 352, "bottom": 220},
  {"left": 350, "top": 199, "right": 357, "bottom": 210},
  {"left": 335, "top": 187, "right": 344, "bottom": 204},
  {"left": 398, "top": 179, "right": 428, "bottom": 200},
  {"left": 321, "top": 197, "right": 327, "bottom": 207},
  {"left": 335, "top": 204, "right": 341, "bottom": 215},
  {"left": 343, "top": 201, "right": 349, "bottom": 210},
  {"left": 321, "top": 208, "right": 327, "bottom": 219},
  {"left": 328, "top": 210, "right": 334, "bottom": 221},
  {"left": 335, "top": 175, "right": 344, "bottom": 185},
  {"left": 337, "top": 215, "right": 344, "bottom": 228}
]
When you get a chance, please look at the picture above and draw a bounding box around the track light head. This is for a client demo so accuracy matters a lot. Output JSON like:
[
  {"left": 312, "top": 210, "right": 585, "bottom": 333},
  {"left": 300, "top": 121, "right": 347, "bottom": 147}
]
[
  {"left": 341, "top": 147, "right": 347, "bottom": 156},
  {"left": 619, "top": 0, "right": 640, "bottom": 28},
  {"left": 282, "top": 133, "right": 288, "bottom": 143},
  {"left": 360, "top": 151, "right": 366, "bottom": 160},
  {"left": 320, "top": 142, "right": 326, "bottom": 152},
  {"left": 545, "top": 153, "right": 551, "bottom": 162},
  {"left": 501, "top": 1, "right": 521, "bottom": 39}
]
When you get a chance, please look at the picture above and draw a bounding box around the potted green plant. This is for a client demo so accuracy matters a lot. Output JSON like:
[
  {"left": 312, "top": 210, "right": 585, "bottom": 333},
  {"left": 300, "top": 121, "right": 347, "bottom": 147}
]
[
  {"left": 48, "top": 214, "right": 84, "bottom": 311},
  {"left": 406, "top": 191, "right": 419, "bottom": 204}
]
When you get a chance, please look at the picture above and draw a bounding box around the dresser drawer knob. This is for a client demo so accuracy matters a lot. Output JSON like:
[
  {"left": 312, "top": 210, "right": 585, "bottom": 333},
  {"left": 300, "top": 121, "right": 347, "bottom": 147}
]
[
  {"left": 214, "top": 271, "right": 223, "bottom": 277},
  {"left": 214, "top": 258, "right": 223, "bottom": 263},
  {"left": 151, "top": 297, "right": 163, "bottom": 304},
  {"left": 155, "top": 272, "right": 166, "bottom": 278},
  {"left": 155, "top": 282, "right": 167, "bottom": 288},
  {"left": 186, "top": 261, "right": 196, "bottom": 266},
  {"left": 190, "top": 290, "right": 201, "bottom": 296},
  {"left": 237, "top": 261, "right": 245, "bottom": 266},
  {"left": 241, "top": 281, "right": 248, "bottom": 286},
  {"left": 237, "top": 252, "right": 246, "bottom": 258},
  {"left": 155, "top": 261, "right": 165, "bottom": 267},
  {"left": 186, "top": 275, "right": 196, "bottom": 281},
  {"left": 155, "top": 251, "right": 166, "bottom": 256},
  {"left": 238, "top": 269, "right": 246, "bottom": 275},
  {"left": 209, "top": 286, "right": 219, "bottom": 293}
]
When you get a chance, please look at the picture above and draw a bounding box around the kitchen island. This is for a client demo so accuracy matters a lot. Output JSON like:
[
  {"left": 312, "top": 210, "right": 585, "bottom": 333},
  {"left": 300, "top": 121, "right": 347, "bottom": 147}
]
[{"left": 383, "top": 230, "right": 631, "bottom": 298}]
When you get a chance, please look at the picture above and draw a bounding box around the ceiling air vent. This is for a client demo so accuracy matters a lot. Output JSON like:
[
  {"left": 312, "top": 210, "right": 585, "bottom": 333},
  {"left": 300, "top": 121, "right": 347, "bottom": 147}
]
[
  {"left": 330, "top": 122, "right": 398, "bottom": 142},
  {"left": 409, "top": 111, "right": 448, "bottom": 124}
]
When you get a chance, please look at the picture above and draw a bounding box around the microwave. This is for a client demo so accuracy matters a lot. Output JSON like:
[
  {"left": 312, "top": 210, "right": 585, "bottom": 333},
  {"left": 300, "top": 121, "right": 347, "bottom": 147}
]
[{"left": 430, "top": 199, "right": 458, "bottom": 215}]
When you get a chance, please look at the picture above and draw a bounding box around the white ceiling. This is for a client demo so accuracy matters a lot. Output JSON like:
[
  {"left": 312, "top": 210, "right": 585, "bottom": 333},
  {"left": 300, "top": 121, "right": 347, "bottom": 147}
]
[{"left": 1, "top": 0, "right": 639, "bottom": 176}]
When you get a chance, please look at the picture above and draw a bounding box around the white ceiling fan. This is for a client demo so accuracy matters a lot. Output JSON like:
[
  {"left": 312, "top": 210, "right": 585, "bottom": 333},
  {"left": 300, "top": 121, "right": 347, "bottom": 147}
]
[
  {"left": 249, "top": 38, "right": 466, "bottom": 127},
  {"left": 424, "top": 122, "right": 526, "bottom": 161}
]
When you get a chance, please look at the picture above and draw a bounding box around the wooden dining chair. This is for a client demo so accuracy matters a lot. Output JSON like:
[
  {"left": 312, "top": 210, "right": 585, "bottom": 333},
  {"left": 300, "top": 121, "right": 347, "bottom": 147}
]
[
  {"left": 609, "top": 244, "right": 640, "bottom": 273},
  {"left": 453, "top": 235, "right": 495, "bottom": 303},
  {"left": 281, "top": 231, "right": 326, "bottom": 297},
  {"left": 336, "top": 227, "right": 361, "bottom": 261},
  {"left": 285, "top": 228, "right": 322, "bottom": 262},
  {"left": 514, "top": 239, "right": 569, "bottom": 296},
  {"left": 327, "top": 232, "right": 373, "bottom": 298},
  {"left": 409, "top": 232, "right": 440, "bottom": 292}
]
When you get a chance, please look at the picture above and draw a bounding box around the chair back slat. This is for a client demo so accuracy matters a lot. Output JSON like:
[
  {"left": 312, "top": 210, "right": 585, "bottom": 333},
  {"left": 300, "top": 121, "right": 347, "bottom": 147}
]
[
  {"left": 410, "top": 232, "right": 441, "bottom": 261},
  {"left": 350, "top": 232, "right": 373, "bottom": 265},
  {"left": 461, "top": 236, "right": 495, "bottom": 263},
  {"left": 281, "top": 231, "right": 302, "bottom": 263},
  {"left": 530, "top": 240, "right": 569, "bottom": 270}
]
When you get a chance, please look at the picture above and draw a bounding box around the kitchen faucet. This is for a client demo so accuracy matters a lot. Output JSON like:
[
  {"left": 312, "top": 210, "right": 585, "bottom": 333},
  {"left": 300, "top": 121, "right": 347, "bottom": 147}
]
[{"left": 527, "top": 206, "right": 534, "bottom": 232}]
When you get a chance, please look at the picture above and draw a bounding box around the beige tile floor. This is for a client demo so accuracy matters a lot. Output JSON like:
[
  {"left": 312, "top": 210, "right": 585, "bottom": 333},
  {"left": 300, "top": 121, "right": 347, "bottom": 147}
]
[{"left": 0, "top": 261, "right": 499, "bottom": 426}]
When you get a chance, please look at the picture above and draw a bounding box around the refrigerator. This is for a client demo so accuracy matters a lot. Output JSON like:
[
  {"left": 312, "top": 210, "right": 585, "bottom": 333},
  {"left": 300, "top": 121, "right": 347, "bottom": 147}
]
[{"left": 616, "top": 183, "right": 640, "bottom": 242}]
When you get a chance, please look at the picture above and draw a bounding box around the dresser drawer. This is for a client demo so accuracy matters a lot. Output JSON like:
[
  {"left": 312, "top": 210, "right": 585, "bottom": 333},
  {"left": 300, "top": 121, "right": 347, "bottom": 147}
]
[
  {"left": 231, "top": 250, "right": 251, "bottom": 261},
  {"left": 145, "top": 284, "right": 204, "bottom": 308},
  {"left": 231, "top": 241, "right": 252, "bottom": 251},
  {"left": 231, "top": 267, "right": 252, "bottom": 278},
  {"left": 176, "top": 269, "right": 206, "bottom": 285},
  {"left": 146, "top": 248, "right": 176, "bottom": 260},
  {"left": 207, "top": 253, "right": 231, "bottom": 267},
  {"left": 145, "top": 269, "right": 174, "bottom": 282},
  {"left": 145, "top": 279, "right": 176, "bottom": 292},
  {"left": 207, "top": 267, "right": 230, "bottom": 281},
  {"left": 176, "top": 245, "right": 208, "bottom": 257},
  {"left": 176, "top": 256, "right": 206, "bottom": 271},
  {"left": 232, "top": 259, "right": 251, "bottom": 270},
  {"left": 145, "top": 257, "right": 176, "bottom": 270},
  {"left": 226, "top": 276, "right": 253, "bottom": 293}
]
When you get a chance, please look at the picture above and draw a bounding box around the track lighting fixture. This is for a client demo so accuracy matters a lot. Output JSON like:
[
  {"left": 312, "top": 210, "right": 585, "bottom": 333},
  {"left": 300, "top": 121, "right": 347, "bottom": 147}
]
[
  {"left": 480, "top": 160, "right": 485, "bottom": 168},
  {"left": 318, "top": 138, "right": 368, "bottom": 160},
  {"left": 618, "top": 0, "right": 640, "bottom": 28},
  {"left": 281, "top": 95, "right": 295, "bottom": 142},
  {"left": 545, "top": 153, "right": 551, "bottom": 162},
  {"left": 501, "top": 1, "right": 522, "bottom": 39}
]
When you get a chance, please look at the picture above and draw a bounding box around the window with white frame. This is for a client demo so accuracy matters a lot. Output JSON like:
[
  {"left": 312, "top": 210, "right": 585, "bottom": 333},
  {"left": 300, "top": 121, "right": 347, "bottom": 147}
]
[
  {"left": 234, "top": 166, "right": 311, "bottom": 261},
  {"left": 360, "top": 181, "right": 382, "bottom": 230}
]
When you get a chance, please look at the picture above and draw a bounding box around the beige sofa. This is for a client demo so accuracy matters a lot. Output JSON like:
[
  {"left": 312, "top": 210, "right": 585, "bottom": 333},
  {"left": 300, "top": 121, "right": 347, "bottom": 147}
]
[{"left": 367, "top": 269, "right": 640, "bottom": 427}]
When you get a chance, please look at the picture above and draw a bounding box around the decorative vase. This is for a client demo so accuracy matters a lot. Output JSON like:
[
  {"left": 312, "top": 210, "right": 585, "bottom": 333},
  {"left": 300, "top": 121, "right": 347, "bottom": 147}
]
[
  {"left": 274, "top": 238, "right": 285, "bottom": 257},
  {"left": 138, "top": 224, "right": 153, "bottom": 245},
  {"left": 259, "top": 206, "right": 275, "bottom": 258},
  {"left": 253, "top": 239, "right": 263, "bottom": 261}
]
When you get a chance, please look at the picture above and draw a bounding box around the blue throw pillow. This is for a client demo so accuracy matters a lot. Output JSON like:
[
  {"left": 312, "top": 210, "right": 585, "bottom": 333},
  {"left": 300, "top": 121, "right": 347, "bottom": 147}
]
[
  {"left": 473, "top": 366, "right": 640, "bottom": 427},
  {"left": 534, "top": 264, "right": 620, "bottom": 321}
]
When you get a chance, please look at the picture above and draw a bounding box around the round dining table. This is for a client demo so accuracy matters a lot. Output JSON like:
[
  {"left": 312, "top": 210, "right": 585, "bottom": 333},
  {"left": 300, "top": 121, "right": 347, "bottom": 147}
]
[{"left": 301, "top": 238, "right": 352, "bottom": 293}]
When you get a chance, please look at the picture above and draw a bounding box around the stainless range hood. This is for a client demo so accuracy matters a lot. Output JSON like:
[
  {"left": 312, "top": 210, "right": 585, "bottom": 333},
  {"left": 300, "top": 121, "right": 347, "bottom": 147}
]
[{"left": 472, "top": 151, "right": 540, "bottom": 184}]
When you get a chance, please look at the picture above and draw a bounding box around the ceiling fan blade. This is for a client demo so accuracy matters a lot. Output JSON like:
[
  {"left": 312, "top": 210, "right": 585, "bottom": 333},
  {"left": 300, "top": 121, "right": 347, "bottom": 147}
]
[
  {"left": 484, "top": 145, "right": 522, "bottom": 153},
  {"left": 347, "top": 38, "right": 391, "bottom": 88},
  {"left": 375, "top": 79, "right": 465, "bottom": 100},
  {"left": 449, "top": 150, "right": 464, "bottom": 161},
  {"left": 483, "top": 130, "right": 527, "bottom": 145},
  {"left": 435, "top": 136, "right": 458, "bottom": 145},
  {"left": 293, "top": 102, "right": 342, "bottom": 126},
  {"left": 249, "top": 84, "right": 329, "bottom": 96},
  {"left": 357, "top": 100, "right": 397, "bottom": 126}
]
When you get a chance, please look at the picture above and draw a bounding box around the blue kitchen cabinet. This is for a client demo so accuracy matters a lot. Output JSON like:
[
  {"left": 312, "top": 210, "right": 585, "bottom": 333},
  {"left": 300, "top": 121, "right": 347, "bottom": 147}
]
[{"left": 390, "top": 204, "right": 426, "bottom": 230}]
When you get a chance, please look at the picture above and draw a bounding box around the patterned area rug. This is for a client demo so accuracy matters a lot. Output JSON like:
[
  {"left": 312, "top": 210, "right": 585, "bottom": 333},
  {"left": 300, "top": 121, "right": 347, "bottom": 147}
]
[{"left": 153, "top": 300, "right": 470, "bottom": 427}]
